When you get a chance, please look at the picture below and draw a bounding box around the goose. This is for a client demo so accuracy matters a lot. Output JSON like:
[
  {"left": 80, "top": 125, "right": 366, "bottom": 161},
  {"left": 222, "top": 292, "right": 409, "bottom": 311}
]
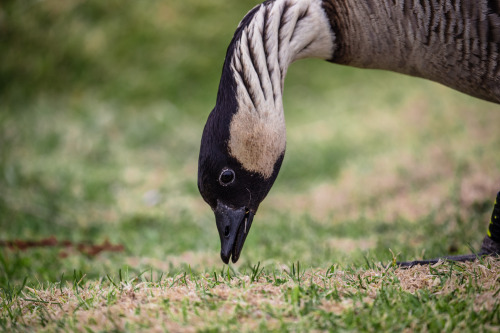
[{"left": 197, "top": 0, "right": 500, "bottom": 265}]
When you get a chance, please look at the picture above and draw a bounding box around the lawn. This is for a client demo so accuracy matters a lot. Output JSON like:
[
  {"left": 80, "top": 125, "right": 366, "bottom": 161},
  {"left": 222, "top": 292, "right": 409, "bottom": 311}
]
[{"left": 1, "top": 0, "right": 499, "bottom": 331}]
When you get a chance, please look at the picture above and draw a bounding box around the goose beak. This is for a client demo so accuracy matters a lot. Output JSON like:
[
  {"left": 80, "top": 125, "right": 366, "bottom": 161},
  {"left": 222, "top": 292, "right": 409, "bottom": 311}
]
[{"left": 214, "top": 202, "right": 254, "bottom": 264}]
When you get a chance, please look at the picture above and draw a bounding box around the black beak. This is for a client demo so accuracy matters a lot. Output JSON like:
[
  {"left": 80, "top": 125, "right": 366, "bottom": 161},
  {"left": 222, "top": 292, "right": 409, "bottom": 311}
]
[{"left": 214, "top": 202, "right": 254, "bottom": 264}]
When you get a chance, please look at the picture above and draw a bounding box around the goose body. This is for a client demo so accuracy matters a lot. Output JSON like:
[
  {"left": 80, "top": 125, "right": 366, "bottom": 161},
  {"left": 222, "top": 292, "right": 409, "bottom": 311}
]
[{"left": 198, "top": 0, "right": 500, "bottom": 264}]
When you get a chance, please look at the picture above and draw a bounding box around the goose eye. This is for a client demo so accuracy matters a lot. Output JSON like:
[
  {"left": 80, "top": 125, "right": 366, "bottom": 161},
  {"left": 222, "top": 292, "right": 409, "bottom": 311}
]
[{"left": 219, "top": 169, "right": 235, "bottom": 186}]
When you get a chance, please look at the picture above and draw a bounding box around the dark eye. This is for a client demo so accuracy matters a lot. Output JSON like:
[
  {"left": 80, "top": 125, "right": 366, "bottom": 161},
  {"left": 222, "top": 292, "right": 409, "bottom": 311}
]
[{"left": 219, "top": 169, "right": 235, "bottom": 186}]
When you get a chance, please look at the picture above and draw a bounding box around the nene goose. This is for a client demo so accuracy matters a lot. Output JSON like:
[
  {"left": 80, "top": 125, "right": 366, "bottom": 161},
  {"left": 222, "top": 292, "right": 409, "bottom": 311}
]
[{"left": 197, "top": 0, "right": 500, "bottom": 265}]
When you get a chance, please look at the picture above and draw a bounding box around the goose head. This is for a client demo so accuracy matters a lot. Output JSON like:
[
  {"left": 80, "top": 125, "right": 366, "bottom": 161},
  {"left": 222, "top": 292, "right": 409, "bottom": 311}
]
[{"left": 198, "top": 99, "right": 285, "bottom": 264}]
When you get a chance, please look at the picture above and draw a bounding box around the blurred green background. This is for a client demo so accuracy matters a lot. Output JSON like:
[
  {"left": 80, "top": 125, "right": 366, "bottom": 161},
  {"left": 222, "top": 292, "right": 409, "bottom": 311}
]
[{"left": 1, "top": 0, "right": 499, "bottom": 286}]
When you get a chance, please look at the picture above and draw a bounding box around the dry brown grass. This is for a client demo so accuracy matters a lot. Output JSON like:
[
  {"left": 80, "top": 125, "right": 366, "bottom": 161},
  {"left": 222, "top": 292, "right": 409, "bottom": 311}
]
[{"left": 5, "top": 258, "right": 499, "bottom": 332}]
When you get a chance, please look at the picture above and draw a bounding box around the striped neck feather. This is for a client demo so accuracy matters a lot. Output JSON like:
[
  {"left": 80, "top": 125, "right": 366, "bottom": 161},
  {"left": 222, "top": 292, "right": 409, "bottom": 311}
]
[{"left": 226, "top": 0, "right": 335, "bottom": 178}]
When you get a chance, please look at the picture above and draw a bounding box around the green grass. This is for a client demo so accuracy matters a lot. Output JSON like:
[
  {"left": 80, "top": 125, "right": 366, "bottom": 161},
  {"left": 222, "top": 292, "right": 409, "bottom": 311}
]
[
  {"left": 1, "top": 258, "right": 499, "bottom": 332},
  {"left": 1, "top": 0, "right": 500, "bottom": 331}
]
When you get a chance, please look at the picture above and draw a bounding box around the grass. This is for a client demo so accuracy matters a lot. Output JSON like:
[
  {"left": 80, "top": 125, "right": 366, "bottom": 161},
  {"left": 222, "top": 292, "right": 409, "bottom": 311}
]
[
  {"left": 1, "top": 0, "right": 500, "bottom": 331},
  {"left": 2, "top": 258, "right": 499, "bottom": 331}
]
